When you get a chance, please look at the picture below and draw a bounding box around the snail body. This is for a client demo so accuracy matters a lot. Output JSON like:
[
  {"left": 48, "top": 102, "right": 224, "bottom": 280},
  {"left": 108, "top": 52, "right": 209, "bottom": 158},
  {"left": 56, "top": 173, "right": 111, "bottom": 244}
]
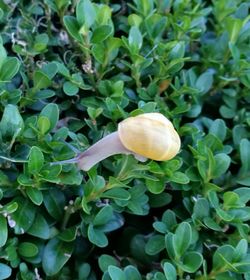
[{"left": 51, "top": 113, "right": 181, "bottom": 171}]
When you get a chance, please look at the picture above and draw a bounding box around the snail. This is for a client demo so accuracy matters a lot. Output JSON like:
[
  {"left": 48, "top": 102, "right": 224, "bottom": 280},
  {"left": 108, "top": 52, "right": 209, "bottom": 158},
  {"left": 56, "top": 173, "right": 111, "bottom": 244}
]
[{"left": 51, "top": 113, "right": 181, "bottom": 171}]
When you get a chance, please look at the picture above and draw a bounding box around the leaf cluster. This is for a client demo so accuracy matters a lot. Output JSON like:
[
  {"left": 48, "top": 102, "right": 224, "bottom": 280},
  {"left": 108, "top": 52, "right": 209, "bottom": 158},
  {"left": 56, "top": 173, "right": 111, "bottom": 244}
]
[{"left": 0, "top": 0, "right": 250, "bottom": 279}]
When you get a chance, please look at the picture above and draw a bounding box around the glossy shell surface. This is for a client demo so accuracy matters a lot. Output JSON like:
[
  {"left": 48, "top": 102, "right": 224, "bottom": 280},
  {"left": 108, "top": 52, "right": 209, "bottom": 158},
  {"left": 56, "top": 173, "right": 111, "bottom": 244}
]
[{"left": 118, "top": 113, "right": 181, "bottom": 161}]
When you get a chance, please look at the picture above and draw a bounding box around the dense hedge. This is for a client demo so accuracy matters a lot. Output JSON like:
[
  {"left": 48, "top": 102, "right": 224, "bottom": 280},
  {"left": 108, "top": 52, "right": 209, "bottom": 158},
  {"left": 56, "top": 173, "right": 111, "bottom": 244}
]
[{"left": 0, "top": 0, "right": 250, "bottom": 279}]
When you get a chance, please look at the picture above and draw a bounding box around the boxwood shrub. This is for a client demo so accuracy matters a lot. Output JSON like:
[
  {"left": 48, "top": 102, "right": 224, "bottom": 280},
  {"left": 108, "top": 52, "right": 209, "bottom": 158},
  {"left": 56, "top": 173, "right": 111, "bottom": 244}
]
[{"left": 0, "top": 0, "right": 250, "bottom": 279}]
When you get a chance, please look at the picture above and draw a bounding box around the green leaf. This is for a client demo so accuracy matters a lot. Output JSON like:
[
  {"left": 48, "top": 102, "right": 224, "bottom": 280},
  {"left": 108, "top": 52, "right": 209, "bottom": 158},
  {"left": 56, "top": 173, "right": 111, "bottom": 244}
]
[
  {"left": 0, "top": 104, "right": 24, "bottom": 139},
  {"left": 234, "top": 239, "right": 248, "bottom": 262},
  {"left": 173, "top": 222, "right": 192, "bottom": 257},
  {"left": 234, "top": 187, "right": 250, "bottom": 204},
  {"left": 43, "top": 189, "right": 65, "bottom": 220},
  {"left": 76, "top": 0, "right": 96, "bottom": 27},
  {"left": 42, "top": 62, "right": 58, "bottom": 79},
  {"left": 26, "top": 186, "right": 43, "bottom": 205},
  {"left": 162, "top": 210, "right": 177, "bottom": 231},
  {"left": 223, "top": 191, "right": 241, "bottom": 209},
  {"left": 0, "top": 215, "right": 7, "bottom": 247},
  {"left": 0, "top": 263, "right": 12, "bottom": 280},
  {"left": 91, "top": 25, "right": 112, "bottom": 44},
  {"left": 12, "top": 197, "right": 36, "bottom": 234},
  {"left": 203, "top": 217, "right": 222, "bottom": 231},
  {"left": 145, "top": 235, "right": 165, "bottom": 255},
  {"left": 88, "top": 224, "right": 108, "bottom": 247},
  {"left": 27, "top": 213, "right": 50, "bottom": 239},
  {"left": 163, "top": 262, "right": 177, "bottom": 280},
  {"left": 18, "top": 242, "right": 38, "bottom": 258},
  {"left": 208, "top": 191, "right": 220, "bottom": 209},
  {"left": 34, "top": 33, "right": 49, "bottom": 52},
  {"left": 170, "top": 172, "right": 190, "bottom": 184},
  {"left": 108, "top": 266, "right": 126, "bottom": 280},
  {"left": 58, "top": 227, "right": 77, "bottom": 242},
  {"left": 146, "top": 178, "right": 165, "bottom": 194},
  {"left": 181, "top": 251, "right": 203, "bottom": 273},
  {"left": 212, "top": 154, "right": 231, "bottom": 178},
  {"left": 42, "top": 238, "right": 74, "bottom": 276},
  {"left": 196, "top": 71, "right": 214, "bottom": 94},
  {"left": 165, "top": 233, "right": 176, "bottom": 260},
  {"left": 2, "top": 201, "right": 18, "bottom": 214},
  {"left": 212, "top": 245, "right": 235, "bottom": 271},
  {"left": 28, "top": 146, "right": 44, "bottom": 174},
  {"left": 225, "top": 17, "right": 243, "bottom": 43},
  {"left": 37, "top": 116, "right": 51, "bottom": 135},
  {"left": 220, "top": 105, "right": 235, "bottom": 119},
  {"left": 33, "top": 70, "right": 51, "bottom": 90},
  {"left": 216, "top": 208, "right": 234, "bottom": 222},
  {"left": 98, "top": 254, "right": 119, "bottom": 273},
  {"left": 124, "top": 266, "right": 142, "bottom": 280},
  {"left": 239, "top": 139, "right": 250, "bottom": 173},
  {"left": 197, "top": 148, "right": 215, "bottom": 182},
  {"left": 0, "top": 43, "right": 7, "bottom": 69},
  {"left": 40, "top": 103, "right": 59, "bottom": 132},
  {"left": 209, "top": 119, "right": 227, "bottom": 141},
  {"left": 236, "top": 175, "right": 250, "bottom": 186},
  {"left": 193, "top": 198, "right": 210, "bottom": 220},
  {"left": 0, "top": 57, "right": 20, "bottom": 81},
  {"left": 128, "top": 26, "right": 143, "bottom": 52},
  {"left": 101, "top": 188, "right": 131, "bottom": 201},
  {"left": 92, "top": 44, "right": 105, "bottom": 64},
  {"left": 149, "top": 192, "right": 172, "bottom": 208},
  {"left": 63, "top": 16, "right": 82, "bottom": 42},
  {"left": 63, "top": 81, "right": 79, "bottom": 96},
  {"left": 78, "top": 263, "right": 91, "bottom": 280},
  {"left": 93, "top": 205, "right": 113, "bottom": 226}
]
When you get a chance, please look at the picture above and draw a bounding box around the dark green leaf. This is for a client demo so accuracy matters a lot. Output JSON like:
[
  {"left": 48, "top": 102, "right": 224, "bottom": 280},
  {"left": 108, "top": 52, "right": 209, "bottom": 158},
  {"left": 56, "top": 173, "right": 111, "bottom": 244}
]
[
  {"left": 42, "top": 238, "right": 74, "bottom": 276},
  {"left": 27, "top": 213, "right": 50, "bottom": 239},
  {"left": 101, "top": 188, "right": 131, "bottom": 201},
  {"left": 63, "top": 81, "right": 79, "bottom": 96},
  {"left": 124, "top": 266, "right": 142, "bottom": 280},
  {"left": 173, "top": 222, "right": 192, "bottom": 257},
  {"left": 128, "top": 26, "right": 143, "bottom": 52},
  {"left": 145, "top": 235, "right": 165, "bottom": 255},
  {"left": 181, "top": 251, "right": 203, "bottom": 273},
  {"left": 108, "top": 266, "right": 125, "bottom": 280},
  {"left": 91, "top": 25, "right": 112, "bottom": 44},
  {"left": 76, "top": 0, "right": 96, "bottom": 27},
  {"left": 58, "top": 227, "right": 77, "bottom": 242},
  {"left": 26, "top": 186, "right": 43, "bottom": 205},
  {"left": 0, "top": 57, "right": 20, "bottom": 81},
  {"left": 93, "top": 205, "right": 113, "bottom": 226},
  {"left": 88, "top": 224, "right": 108, "bottom": 247},
  {"left": 163, "top": 262, "right": 177, "bottom": 280},
  {"left": 98, "top": 254, "right": 119, "bottom": 273},
  {"left": 37, "top": 116, "right": 50, "bottom": 135},
  {"left": 0, "top": 104, "right": 24, "bottom": 139},
  {"left": 43, "top": 189, "right": 65, "bottom": 220},
  {"left": 0, "top": 215, "right": 7, "bottom": 247},
  {"left": 33, "top": 71, "right": 51, "bottom": 90},
  {"left": 28, "top": 146, "right": 44, "bottom": 174},
  {"left": 18, "top": 242, "right": 38, "bottom": 258},
  {"left": 63, "top": 16, "right": 82, "bottom": 42},
  {"left": 12, "top": 197, "right": 36, "bottom": 234},
  {"left": 40, "top": 103, "right": 59, "bottom": 132}
]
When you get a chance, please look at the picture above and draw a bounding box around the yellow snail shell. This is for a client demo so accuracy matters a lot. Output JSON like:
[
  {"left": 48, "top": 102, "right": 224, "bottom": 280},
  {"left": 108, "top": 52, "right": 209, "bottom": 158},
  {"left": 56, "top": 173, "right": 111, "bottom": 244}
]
[{"left": 118, "top": 113, "right": 181, "bottom": 161}]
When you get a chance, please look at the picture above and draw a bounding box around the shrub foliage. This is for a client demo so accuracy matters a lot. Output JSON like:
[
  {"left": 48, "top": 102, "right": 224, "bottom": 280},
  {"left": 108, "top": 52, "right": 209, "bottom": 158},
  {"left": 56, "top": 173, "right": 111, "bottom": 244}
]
[{"left": 0, "top": 0, "right": 250, "bottom": 279}]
